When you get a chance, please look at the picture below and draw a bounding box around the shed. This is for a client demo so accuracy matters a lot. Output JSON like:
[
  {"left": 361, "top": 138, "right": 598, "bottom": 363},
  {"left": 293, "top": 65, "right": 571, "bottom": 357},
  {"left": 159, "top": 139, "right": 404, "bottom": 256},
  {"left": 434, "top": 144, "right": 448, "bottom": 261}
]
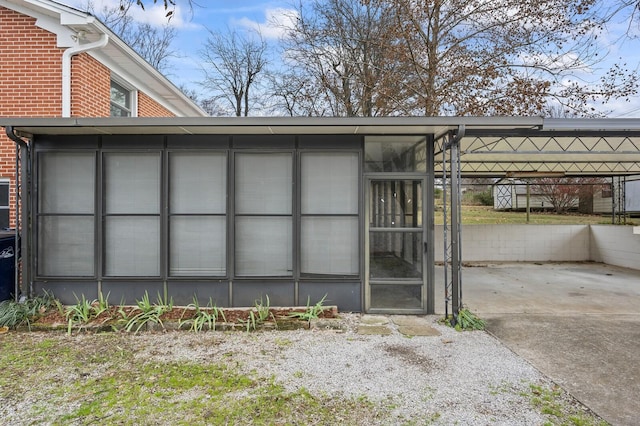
[{"left": 492, "top": 178, "right": 558, "bottom": 210}]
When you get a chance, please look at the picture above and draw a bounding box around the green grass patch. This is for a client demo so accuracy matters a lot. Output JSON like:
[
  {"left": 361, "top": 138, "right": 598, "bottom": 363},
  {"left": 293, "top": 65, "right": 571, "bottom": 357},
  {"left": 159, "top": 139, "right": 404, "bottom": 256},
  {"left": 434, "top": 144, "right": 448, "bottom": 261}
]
[
  {"left": 436, "top": 205, "right": 613, "bottom": 225},
  {"left": 526, "top": 384, "right": 609, "bottom": 426},
  {"left": 0, "top": 333, "right": 384, "bottom": 425}
]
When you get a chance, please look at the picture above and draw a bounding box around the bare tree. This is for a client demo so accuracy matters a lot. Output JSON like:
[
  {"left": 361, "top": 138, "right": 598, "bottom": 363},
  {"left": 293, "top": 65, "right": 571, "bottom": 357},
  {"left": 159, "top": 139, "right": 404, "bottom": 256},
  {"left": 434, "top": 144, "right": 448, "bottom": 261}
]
[
  {"left": 176, "top": 84, "right": 200, "bottom": 103},
  {"left": 85, "top": 1, "right": 177, "bottom": 73},
  {"left": 116, "top": 0, "right": 194, "bottom": 19},
  {"left": 125, "top": 23, "right": 177, "bottom": 71},
  {"left": 389, "top": 0, "right": 638, "bottom": 116},
  {"left": 277, "top": 0, "right": 637, "bottom": 117},
  {"left": 199, "top": 29, "right": 269, "bottom": 117},
  {"left": 531, "top": 177, "right": 608, "bottom": 214},
  {"left": 276, "top": 0, "right": 408, "bottom": 117},
  {"left": 597, "top": 1, "right": 640, "bottom": 34}
]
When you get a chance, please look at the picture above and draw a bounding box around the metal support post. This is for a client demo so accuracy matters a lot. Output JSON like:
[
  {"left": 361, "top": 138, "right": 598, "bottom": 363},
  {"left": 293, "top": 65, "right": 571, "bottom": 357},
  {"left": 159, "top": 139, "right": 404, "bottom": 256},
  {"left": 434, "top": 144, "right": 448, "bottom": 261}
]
[{"left": 450, "top": 133, "right": 462, "bottom": 318}]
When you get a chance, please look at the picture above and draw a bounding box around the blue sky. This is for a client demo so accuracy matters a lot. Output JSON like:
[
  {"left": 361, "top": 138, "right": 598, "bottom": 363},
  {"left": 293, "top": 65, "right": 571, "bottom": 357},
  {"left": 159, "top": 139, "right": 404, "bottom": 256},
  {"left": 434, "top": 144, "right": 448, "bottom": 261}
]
[
  {"left": 66, "top": 0, "right": 640, "bottom": 117},
  {"left": 65, "top": 0, "right": 293, "bottom": 94}
]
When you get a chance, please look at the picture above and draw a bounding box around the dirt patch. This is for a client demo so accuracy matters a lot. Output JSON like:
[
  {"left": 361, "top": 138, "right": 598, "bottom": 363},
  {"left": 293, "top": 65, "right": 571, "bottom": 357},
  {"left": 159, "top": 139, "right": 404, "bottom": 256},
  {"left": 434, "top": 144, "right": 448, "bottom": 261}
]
[
  {"left": 30, "top": 305, "right": 338, "bottom": 332},
  {"left": 382, "top": 344, "right": 435, "bottom": 371}
]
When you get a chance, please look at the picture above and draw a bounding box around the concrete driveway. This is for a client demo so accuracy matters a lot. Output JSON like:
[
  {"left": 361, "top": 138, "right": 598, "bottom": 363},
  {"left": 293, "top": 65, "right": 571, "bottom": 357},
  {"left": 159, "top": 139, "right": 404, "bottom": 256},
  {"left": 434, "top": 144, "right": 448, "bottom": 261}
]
[{"left": 454, "top": 262, "right": 640, "bottom": 426}]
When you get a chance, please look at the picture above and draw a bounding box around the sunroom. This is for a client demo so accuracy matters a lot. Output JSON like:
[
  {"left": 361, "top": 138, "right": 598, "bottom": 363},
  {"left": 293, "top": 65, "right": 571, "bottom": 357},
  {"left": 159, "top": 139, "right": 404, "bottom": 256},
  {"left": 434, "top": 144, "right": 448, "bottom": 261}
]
[{"left": 4, "top": 116, "right": 640, "bottom": 315}]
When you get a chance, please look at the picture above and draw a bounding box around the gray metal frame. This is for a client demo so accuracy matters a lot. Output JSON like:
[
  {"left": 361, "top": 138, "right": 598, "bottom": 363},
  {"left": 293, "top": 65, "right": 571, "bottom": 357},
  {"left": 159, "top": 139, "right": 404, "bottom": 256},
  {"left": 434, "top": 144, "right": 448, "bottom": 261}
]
[
  {"left": 27, "top": 134, "right": 367, "bottom": 309},
  {"left": 437, "top": 127, "right": 465, "bottom": 320},
  {"left": 364, "top": 174, "right": 429, "bottom": 314},
  {"left": 6, "top": 116, "right": 640, "bottom": 313}
]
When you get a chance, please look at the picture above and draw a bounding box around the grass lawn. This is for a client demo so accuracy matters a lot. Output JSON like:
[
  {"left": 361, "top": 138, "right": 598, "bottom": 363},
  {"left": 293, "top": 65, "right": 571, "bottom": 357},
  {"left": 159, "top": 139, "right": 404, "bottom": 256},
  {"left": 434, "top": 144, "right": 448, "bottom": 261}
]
[
  {"left": 0, "top": 331, "right": 609, "bottom": 426},
  {"left": 435, "top": 205, "right": 621, "bottom": 225},
  {"left": 0, "top": 333, "right": 383, "bottom": 425}
]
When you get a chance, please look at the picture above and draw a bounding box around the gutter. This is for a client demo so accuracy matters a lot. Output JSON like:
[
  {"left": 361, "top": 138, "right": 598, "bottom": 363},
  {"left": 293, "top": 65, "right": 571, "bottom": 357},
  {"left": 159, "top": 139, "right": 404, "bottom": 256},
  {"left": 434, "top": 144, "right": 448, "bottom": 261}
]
[
  {"left": 61, "top": 34, "right": 109, "bottom": 117},
  {"left": 4, "top": 127, "right": 29, "bottom": 302}
]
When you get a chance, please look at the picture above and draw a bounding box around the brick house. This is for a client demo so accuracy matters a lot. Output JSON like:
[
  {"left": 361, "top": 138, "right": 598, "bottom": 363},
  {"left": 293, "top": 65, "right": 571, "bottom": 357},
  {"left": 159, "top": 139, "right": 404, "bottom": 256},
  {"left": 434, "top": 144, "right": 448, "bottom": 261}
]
[{"left": 0, "top": 0, "right": 207, "bottom": 228}]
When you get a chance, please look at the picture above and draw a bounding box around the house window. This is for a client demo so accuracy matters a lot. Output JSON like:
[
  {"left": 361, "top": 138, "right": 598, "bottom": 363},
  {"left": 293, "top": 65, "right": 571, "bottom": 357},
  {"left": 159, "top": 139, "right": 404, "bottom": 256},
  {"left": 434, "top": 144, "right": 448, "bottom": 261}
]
[
  {"left": 104, "top": 153, "right": 160, "bottom": 276},
  {"left": 0, "top": 180, "right": 9, "bottom": 229},
  {"left": 110, "top": 80, "right": 132, "bottom": 117},
  {"left": 169, "top": 152, "right": 227, "bottom": 276},
  {"left": 234, "top": 153, "right": 293, "bottom": 276},
  {"left": 602, "top": 185, "right": 612, "bottom": 198},
  {"left": 300, "top": 152, "right": 359, "bottom": 276},
  {"left": 37, "top": 153, "right": 95, "bottom": 276}
]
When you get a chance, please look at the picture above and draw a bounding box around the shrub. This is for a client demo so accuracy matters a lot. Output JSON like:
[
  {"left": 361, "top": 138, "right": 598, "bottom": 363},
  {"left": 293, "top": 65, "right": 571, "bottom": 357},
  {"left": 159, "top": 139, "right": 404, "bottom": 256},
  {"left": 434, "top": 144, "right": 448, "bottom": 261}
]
[{"left": 473, "top": 189, "right": 493, "bottom": 206}]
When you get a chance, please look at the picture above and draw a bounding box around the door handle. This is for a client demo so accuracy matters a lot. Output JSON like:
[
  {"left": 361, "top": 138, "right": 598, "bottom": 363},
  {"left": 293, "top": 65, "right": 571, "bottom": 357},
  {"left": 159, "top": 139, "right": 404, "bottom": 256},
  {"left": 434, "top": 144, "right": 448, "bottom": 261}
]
[{"left": 424, "top": 242, "right": 428, "bottom": 253}]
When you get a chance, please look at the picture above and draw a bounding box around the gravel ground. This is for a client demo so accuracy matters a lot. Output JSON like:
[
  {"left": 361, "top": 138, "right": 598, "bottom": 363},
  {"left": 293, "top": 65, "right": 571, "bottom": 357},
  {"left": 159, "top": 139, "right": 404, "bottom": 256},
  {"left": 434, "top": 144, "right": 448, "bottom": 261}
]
[
  {"left": 130, "top": 314, "right": 572, "bottom": 425},
  {"left": 3, "top": 314, "right": 598, "bottom": 425}
]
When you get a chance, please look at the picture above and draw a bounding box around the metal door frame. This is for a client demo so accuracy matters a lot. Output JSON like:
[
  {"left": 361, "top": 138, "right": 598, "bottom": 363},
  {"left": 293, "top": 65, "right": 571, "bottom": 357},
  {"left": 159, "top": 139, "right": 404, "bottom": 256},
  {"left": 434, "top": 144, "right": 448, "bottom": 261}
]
[{"left": 364, "top": 174, "right": 428, "bottom": 314}]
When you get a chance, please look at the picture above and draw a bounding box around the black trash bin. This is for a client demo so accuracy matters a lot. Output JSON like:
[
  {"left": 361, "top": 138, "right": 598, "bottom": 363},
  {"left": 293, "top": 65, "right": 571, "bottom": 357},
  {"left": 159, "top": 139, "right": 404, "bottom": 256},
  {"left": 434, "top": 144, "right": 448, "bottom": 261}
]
[{"left": 0, "top": 231, "right": 16, "bottom": 302}]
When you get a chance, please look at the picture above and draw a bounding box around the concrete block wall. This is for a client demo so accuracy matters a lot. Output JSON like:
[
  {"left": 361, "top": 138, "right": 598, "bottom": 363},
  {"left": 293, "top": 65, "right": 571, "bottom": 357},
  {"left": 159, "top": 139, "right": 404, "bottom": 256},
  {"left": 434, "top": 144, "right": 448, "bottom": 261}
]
[
  {"left": 434, "top": 224, "right": 640, "bottom": 271},
  {"left": 435, "top": 224, "right": 592, "bottom": 263},
  {"left": 589, "top": 225, "right": 640, "bottom": 270}
]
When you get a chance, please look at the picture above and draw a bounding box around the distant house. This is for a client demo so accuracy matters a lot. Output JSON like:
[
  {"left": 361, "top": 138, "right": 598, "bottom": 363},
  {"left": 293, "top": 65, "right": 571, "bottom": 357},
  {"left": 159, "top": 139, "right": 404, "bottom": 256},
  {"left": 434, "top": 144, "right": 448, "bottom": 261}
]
[
  {"left": 626, "top": 177, "right": 640, "bottom": 214},
  {"left": 0, "top": 0, "right": 207, "bottom": 228},
  {"left": 493, "top": 177, "right": 640, "bottom": 215},
  {"left": 592, "top": 176, "right": 640, "bottom": 215}
]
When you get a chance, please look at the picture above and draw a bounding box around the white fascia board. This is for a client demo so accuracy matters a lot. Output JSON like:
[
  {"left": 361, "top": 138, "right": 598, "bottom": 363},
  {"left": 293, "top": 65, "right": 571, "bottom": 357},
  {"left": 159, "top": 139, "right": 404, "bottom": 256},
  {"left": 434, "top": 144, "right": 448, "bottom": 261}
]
[
  {"left": 2, "top": 0, "right": 205, "bottom": 116},
  {"left": 89, "top": 48, "right": 205, "bottom": 117},
  {"left": 2, "top": 0, "right": 93, "bottom": 47},
  {"left": 59, "top": 10, "right": 95, "bottom": 26},
  {"left": 83, "top": 18, "right": 206, "bottom": 117}
]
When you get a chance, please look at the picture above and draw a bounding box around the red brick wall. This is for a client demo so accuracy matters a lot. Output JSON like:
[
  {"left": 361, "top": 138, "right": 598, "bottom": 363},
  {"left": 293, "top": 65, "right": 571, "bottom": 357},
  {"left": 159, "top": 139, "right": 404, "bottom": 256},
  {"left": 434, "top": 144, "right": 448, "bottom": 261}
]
[
  {"left": 0, "top": 6, "right": 178, "bottom": 227},
  {"left": 0, "top": 8, "right": 63, "bottom": 117},
  {"left": 138, "top": 91, "right": 175, "bottom": 117},
  {"left": 71, "top": 53, "right": 111, "bottom": 117},
  {"left": 0, "top": 7, "right": 63, "bottom": 228}
]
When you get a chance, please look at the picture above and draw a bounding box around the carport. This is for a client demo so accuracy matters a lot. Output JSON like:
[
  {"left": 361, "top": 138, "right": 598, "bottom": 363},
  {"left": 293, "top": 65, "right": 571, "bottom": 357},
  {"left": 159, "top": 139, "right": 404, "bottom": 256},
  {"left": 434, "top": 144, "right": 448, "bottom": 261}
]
[
  {"left": 458, "top": 262, "right": 640, "bottom": 425},
  {"left": 3, "top": 116, "right": 640, "bottom": 318}
]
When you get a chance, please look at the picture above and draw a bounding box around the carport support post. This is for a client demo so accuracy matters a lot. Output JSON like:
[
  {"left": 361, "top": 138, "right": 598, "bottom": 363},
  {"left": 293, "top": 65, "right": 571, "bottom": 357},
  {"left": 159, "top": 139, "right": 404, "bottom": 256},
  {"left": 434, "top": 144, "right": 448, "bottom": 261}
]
[
  {"left": 426, "top": 135, "right": 435, "bottom": 314},
  {"left": 450, "top": 130, "right": 463, "bottom": 317},
  {"left": 526, "top": 181, "right": 530, "bottom": 223}
]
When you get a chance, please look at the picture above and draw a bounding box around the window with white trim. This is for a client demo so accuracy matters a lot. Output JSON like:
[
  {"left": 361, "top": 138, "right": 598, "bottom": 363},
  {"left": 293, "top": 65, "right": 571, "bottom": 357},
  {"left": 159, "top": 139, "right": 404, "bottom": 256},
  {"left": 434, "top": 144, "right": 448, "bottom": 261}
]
[{"left": 110, "top": 80, "right": 133, "bottom": 117}]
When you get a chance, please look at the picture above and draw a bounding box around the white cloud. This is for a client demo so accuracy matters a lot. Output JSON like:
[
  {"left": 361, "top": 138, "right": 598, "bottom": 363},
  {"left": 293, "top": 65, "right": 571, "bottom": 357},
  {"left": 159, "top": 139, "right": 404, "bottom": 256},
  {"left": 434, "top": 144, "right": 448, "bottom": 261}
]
[
  {"left": 232, "top": 8, "right": 298, "bottom": 40},
  {"left": 597, "top": 96, "right": 640, "bottom": 118},
  {"left": 67, "top": 0, "right": 197, "bottom": 29},
  {"left": 518, "top": 51, "right": 592, "bottom": 75}
]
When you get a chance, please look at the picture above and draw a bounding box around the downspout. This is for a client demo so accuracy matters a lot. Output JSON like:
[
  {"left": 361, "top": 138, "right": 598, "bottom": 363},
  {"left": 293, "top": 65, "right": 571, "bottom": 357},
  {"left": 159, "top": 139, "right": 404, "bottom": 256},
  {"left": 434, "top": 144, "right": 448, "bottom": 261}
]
[
  {"left": 62, "top": 34, "right": 109, "bottom": 117},
  {"left": 5, "top": 127, "right": 29, "bottom": 301}
]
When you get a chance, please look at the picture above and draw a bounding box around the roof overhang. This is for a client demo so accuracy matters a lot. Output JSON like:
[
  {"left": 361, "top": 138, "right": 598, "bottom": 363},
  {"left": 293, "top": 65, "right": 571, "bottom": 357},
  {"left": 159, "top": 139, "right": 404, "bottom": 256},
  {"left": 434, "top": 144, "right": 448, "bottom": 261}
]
[
  {"left": 1, "top": 0, "right": 207, "bottom": 117},
  {"left": 4, "top": 116, "right": 640, "bottom": 177},
  {"left": 0, "top": 116, "right": 542, "bottom": 137}
]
